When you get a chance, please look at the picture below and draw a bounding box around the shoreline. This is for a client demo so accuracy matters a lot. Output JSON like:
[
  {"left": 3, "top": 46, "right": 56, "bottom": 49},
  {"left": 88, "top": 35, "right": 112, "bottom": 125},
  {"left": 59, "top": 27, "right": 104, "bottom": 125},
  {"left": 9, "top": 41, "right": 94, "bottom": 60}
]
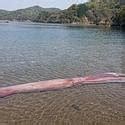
[
  {"left": 0, "top": 20, "right": 111, "bottom": 28},
  {"left": 2, "top": 20, "right": 125, "bottom": 29}
]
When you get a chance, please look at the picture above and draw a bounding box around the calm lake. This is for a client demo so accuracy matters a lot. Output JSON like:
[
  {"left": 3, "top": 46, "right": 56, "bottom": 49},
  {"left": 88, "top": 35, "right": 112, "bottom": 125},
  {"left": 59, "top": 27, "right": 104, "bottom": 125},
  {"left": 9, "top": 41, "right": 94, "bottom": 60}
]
[
  {"left": 0, "top": 23, "right": 125, "bottom": 87},
  {"left": 0, "top": 23, "right": 125, "bottom": 125}
]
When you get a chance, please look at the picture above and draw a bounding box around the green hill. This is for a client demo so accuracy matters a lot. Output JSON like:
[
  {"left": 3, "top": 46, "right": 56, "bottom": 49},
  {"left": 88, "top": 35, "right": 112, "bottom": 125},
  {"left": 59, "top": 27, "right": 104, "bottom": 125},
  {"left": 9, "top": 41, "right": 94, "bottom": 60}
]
[
  {"left": 0, "top": 6, "right": 61, "bottom": 21},
  {"left": 0, "top": 1, "right": 124, "bottom": 27}
]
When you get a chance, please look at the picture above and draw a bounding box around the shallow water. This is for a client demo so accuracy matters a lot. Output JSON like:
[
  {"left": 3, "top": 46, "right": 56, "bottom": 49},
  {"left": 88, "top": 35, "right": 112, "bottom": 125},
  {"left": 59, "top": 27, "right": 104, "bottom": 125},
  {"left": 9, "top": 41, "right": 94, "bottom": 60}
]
[
  {"left": 0, "top": 23, "right": 125, "bottom": 87},
  {"left": 0, "top": 83, "right": 125, "bottom": 125},
  {"left": 0, "top": 23, "right": 125, "bottom": 125}
]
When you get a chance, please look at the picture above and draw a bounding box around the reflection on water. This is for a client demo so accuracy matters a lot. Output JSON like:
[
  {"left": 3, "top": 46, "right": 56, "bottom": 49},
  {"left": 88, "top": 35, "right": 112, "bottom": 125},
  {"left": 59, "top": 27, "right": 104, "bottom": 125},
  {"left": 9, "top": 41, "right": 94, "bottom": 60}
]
[{"left": 0, "top": 23, "right": 125, "bottom": 87}]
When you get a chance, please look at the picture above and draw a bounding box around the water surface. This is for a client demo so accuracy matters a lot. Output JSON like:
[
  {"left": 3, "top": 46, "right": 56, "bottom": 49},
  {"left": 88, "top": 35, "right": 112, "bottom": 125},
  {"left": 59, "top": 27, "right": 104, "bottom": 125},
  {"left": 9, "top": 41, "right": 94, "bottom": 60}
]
[
  {"left": 0, "top": 23, "right": 125, "bottom": 125},
  {"left": 0, "top": 23, "right": 125, "bottom": 87}
]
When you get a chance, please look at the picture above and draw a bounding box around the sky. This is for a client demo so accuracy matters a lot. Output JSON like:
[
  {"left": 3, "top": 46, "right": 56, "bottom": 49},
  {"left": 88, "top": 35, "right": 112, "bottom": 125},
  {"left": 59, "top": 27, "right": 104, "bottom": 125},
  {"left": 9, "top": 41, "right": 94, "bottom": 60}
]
[{"left": 0, "top": 0, "right": 88, "bottom": 10}]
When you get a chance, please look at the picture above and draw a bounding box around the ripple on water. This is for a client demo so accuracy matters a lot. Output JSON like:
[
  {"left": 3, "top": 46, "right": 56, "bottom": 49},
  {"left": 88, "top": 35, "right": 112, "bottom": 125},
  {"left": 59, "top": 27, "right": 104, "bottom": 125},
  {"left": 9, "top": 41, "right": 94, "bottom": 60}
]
[
  {"left": 0, "top": 24, "right": 125, "bottom": 125},
  {"left": 0, "top": 83, "right": 125, "bottom": 125},
  {"left": 0, "top": 24, "right": 125, "bottom": 87}
]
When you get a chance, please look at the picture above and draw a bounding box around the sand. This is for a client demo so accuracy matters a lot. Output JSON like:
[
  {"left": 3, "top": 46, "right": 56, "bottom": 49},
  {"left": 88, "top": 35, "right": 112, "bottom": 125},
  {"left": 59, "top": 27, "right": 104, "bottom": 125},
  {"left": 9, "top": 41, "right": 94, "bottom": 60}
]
[{"left": 0, "top": 83, "right": 125, "bottom": 125}]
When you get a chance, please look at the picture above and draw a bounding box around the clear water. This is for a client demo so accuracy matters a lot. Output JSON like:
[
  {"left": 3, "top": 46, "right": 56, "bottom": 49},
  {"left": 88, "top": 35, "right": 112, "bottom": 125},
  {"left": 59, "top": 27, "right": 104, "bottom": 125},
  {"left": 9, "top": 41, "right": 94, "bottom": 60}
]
[
  {"left": 0, "top": 23, "right": 125, "bottom": 125},
  {"left": 0, "top": 23, "right": 125, "bottom": 87}
]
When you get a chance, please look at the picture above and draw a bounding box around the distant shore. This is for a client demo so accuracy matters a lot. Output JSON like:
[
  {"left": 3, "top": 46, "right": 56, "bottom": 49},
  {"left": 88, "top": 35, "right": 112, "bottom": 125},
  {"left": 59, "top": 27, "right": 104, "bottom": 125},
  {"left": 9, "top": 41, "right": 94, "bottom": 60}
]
[
  {"left": 1, "top": 19, "right": 125, "bottom": 29},
  {"left": 0, "top": 20, "right": 112, "bottom": 28}
]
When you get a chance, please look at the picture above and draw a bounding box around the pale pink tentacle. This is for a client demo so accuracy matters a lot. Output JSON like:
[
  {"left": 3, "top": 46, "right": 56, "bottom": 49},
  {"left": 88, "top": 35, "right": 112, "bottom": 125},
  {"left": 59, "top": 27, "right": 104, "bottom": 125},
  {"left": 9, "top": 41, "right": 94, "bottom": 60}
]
[{"left": 0, "top": 73, "right": 125, "bottom": 98}]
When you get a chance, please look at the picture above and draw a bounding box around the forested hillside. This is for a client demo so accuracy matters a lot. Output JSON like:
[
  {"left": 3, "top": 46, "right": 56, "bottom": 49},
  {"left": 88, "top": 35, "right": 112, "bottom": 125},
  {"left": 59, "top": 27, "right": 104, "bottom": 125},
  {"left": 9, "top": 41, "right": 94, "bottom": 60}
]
[{"left": 0, "top": 0, "right": 124, "bottom": 27}]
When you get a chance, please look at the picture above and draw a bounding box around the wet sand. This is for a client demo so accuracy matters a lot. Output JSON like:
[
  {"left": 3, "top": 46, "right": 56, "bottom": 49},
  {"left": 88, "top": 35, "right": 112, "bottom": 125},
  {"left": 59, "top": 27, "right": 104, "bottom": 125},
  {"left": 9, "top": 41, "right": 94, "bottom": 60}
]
[{"left": 0, "top": 83, "right": 125, "bottom": 125}]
